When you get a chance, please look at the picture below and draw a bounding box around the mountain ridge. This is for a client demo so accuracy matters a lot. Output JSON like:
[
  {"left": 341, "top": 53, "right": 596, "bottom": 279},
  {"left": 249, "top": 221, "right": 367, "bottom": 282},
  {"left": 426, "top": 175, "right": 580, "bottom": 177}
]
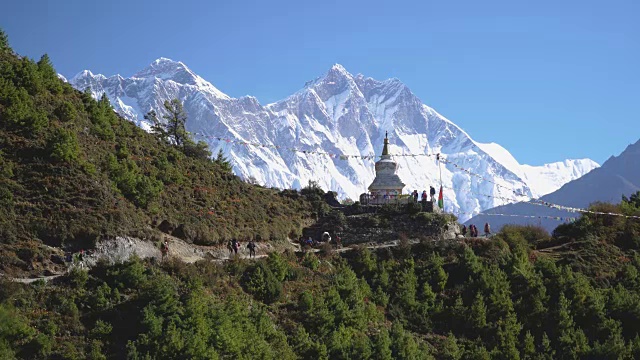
[
  {"left": 68, "top": 58, "right": 599, "bottom": 221},
  {"left": 467, "top": 138, "right": 640, "bottom": 231}
]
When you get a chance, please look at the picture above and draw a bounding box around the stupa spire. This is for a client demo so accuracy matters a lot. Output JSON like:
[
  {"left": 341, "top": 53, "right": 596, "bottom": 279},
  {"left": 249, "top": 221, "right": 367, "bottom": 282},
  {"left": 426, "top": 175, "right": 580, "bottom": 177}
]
[{"left": 382, "top": 131, "right": 389, "bottom": 156}]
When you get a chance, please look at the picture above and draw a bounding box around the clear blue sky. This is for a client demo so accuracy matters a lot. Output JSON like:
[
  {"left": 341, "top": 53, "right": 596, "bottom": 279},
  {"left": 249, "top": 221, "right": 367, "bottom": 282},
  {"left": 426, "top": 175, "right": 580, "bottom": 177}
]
[{"left": 2, "top": 0, "right": 638, "bottom": 165}]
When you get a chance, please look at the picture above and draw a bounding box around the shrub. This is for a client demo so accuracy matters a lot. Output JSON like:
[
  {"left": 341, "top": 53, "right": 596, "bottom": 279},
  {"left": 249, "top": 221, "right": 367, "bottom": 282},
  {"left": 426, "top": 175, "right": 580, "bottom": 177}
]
[
  {"left": 241, "top": 262, "right": 282, "bottom": 304},
  {"left": 55, "top": 101, "right": 77, "bottom": 122},
  {"left": 405, "top": 201, "right": 422, "bottom": 215},
  {"left": 325, "top": 210, "right": 347, "bottom": 230},
  {"left": 68, "top": 267, "right": 88, "bottom": 288},
  {"left": 49, "top": 127, "right": 80, "bottom": 163},
  {"left": 302, "top": 252, "right": 320, "bottom": 271},
  {"left": 266, "top": 252, "right": 289, "bottom": 282},
  {"left": 2, "top": 86, "right": 48, "bottom": 132},
  {"left": 412, "top": 212, "right": 448, "bottom": 228}
]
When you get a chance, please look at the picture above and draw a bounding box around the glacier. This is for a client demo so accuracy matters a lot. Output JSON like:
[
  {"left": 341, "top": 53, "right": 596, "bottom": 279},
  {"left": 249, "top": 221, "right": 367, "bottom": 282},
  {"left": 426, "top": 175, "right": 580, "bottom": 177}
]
[{"left": 68, "top": 59, "right": 599, "bottom": 221}]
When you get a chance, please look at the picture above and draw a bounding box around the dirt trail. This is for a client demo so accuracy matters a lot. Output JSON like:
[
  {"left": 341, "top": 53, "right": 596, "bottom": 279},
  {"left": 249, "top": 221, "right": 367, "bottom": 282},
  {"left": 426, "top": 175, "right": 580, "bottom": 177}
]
[{"left": 4, "top": 235, "right": 445, "bottom": 283}]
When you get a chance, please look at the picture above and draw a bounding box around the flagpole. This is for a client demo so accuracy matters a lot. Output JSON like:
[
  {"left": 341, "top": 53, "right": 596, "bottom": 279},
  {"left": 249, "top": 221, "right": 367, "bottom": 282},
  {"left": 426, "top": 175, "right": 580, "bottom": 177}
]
[
  {"left": 437, "top": 153, "right": 442, "bottom": 187},
  {"left": 437, "top": 153, "right": 443, "bottom": 210}
]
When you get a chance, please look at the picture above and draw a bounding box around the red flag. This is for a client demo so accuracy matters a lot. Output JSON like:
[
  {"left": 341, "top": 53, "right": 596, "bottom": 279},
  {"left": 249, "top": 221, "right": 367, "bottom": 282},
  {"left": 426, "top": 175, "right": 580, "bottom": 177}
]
[{"left": 437, "top": 186, "right": 444, "bottom": 209}]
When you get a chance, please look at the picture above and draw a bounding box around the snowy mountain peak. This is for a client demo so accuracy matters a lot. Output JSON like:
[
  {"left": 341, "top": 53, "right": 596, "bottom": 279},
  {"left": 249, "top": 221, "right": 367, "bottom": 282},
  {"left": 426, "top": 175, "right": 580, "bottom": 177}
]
[
  {"left": 475, "top": 142, "right": 599, "bottom": 197},
  {"left": 329, "top": 63, "right": 349, "bottom": 75},
  {"left": 124, "top": 57, "right": 229, "bottom": 99},
  {"left": 70, "top": 59, "right": 599, "bottom": 221},
  {"left": 71, "top": 69, "right": 105, "bottom": 84},
  {"left": 313, "top": 64, "right": 356, "bottom": 89},
  {"left": 134, "top": 57, "right": 195, "bottom": 83}
]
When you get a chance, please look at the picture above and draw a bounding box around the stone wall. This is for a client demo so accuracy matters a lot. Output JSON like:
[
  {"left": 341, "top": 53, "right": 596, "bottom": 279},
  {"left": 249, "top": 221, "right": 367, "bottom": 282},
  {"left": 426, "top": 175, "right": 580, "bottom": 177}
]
[{"left": 306, "top": 212, "right": 460, "bottom": 245}]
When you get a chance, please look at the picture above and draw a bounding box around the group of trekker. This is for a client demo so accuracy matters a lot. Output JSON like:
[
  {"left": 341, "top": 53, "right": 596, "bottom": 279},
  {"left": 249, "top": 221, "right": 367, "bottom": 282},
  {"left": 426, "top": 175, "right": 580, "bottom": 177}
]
[
  {"left": 411, "top": 186, "right": 437, "bottom": 203},
  {"left": 461, "top": 223, "right": 491, "bottom": 238},
  {"left": 299, "top": 231, "right": 341, "bottom": 250},
  {"left": 65, "top": 249, "right": 90, "bottom": 268},
  {"left": 227, "top": 239, "right": 258, "bottom": 258}
]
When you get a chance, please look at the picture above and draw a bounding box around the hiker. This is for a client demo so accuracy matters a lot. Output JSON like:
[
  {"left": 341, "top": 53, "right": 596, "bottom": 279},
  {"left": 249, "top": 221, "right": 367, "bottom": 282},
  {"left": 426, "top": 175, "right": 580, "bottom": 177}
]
[
  {"left": 161, "top": 240, "right": 169, "bottom": 260},
  {"left": 412, "top": 190, "right": 419, "bottom": 202},
  {"left": 73, "top": 250, "right": 85, "bottom": 269},
  {"left": 469, "top": 225, "right": 475, "bottom": 237},
  {"left": 421, "top": 190, "right": 428, "bottom": 202},
  {"left": 247, "top": 240, "right": 257, "bottom": 258},
  {"left": 227, "top": 240, "right": 234, "bottom": 255},
  {"left": 484, "top": 223, "right": 491, "bottom": 237},
  {"left": 461, "top": 225, "right": 467, "bottom": 237},
  {"left": 232, "top": 239, "right": 240, "bottom": 255},
  {"left": 430, "top": 186, "right": 436, "bottom": 202},
  {"left": 306, "top": 237, "right": 314, "bottom": 247},
  {"left": 335, "top": 234, "right": 342, "bottom": 248},
  {"left": 473, "top": 225, "right": 479, "bottom": 238}
]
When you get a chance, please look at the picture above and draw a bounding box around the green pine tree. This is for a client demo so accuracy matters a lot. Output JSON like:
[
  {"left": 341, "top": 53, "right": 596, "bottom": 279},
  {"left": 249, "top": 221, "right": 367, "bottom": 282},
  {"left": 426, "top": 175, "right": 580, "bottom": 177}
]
[
  {"left": 372, "top": 328, "right": 393, "bottom": 360},
  {"left": 0, "top": 28, "right": 9, "bottom": 52},
  {"left": 522, "top": 331, "right": 536, "bottom": 360},
  {"left": 214, "top": 149, "right": 233, "bottom": 173},
  {"left": 145, "top": 99, "right": 188, "bottom": 148},
  {"left": 470, "top": 291, "right": 488, "bottom": 331}
]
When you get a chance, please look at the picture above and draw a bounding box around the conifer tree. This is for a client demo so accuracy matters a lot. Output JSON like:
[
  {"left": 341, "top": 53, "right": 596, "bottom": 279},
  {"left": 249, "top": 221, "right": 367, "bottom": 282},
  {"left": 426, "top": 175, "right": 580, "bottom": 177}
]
[
  {"left": 470, "top": 292, "right": 487, "bottom": 331},
  {"left": 539, "top": 332, "right": 555, "bottom": 360},
  {"left": 441, "top": 332, "right": 462, "bottom": 360},
  {"left": 214, "top": 149, "right": 233, "bottom": 173},
  {"left": 427, "top": 252, "right": 448, "bottom": 292},
  {"left": 372, "top": 328, "right": 393, "bottom": 360},
  {"left": 464, "top": 343, "right": 490, "bottom": 360},
  {"left": 145, "top": 99, "right": 188, "bottom": 148},
  {"left": 390, "top": 322, "right": 420, "bottom": 360},
  {"left": 37, "top": 54, "right": 62, "bottom": 93},
  {"left": 491, "top": 311, "right": 522, "bottom": 360},
  {"left": 392, "top": 259, "right": 418, "bottom": 310},
  {"left": 522, "top": 331, "right": 536, "bottom": 360},
  {"left": 0, "top": 28, "right": 9, "bottom": 52}
]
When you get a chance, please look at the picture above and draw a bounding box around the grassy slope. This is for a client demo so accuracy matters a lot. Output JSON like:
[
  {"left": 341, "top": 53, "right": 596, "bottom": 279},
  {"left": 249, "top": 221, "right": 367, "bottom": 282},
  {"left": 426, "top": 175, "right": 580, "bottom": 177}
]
[{"left": 0, "top": 44, "right": 312, "bottom": 274}]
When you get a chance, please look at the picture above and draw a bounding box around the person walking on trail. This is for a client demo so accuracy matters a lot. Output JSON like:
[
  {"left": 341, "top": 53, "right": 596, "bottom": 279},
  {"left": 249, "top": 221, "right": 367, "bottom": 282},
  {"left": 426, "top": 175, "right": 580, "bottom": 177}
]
[
  {"left": 247, "top": 240, "right": 257, "bottom": 258},
  {"left": 227, "top": 240, "right": 234, "bottom": 255},
  {"left": 73, "top": 250, "right": 85, "bottom": 269},
  {"left": 461, "top": 225, "right": 467, "bottom": 237},
  {"left": 232, "top": 239, "right": 240, "bottom": 255},
  {"left": 484, "top": 223, "right": 491, "bottom": 237},
  {"left": 299, "top": 236, "right": 306, "bottom": 253},
  {"left": 430, "top": 186, "right": 436, "bottom": 202},
  {"left": 335, "top": 234, "right": 342, "bottom": 248},
  {"left": 421, "top": 190, "right": 428, "bottom": 202},
  {"left": 161, "top": 240, "right": 169, "bottom": 260},
  {"left": 412, "top": 190, "right": 419, "bottom": 203}
]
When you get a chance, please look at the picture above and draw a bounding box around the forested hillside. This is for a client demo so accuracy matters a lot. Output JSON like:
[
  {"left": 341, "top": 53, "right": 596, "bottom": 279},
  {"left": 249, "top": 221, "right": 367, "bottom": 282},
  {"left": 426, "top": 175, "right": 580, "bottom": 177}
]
[
  {"left": 0, "top": 30, "right": 312, "bottom": 274},
  {"left": 2, "top": 194, "right": 640, "bottom": 359}
]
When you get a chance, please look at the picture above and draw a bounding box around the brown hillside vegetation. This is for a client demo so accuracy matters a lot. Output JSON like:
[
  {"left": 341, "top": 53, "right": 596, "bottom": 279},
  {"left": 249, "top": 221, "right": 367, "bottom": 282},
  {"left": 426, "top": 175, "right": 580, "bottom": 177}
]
[{"left": 0, "top": 35, "right": 313, "bottom": 273}]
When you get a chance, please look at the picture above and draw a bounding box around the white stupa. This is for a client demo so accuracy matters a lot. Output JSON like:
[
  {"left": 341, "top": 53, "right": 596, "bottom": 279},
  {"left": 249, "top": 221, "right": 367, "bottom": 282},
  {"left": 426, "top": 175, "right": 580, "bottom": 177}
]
[{"left": 368, "top": 132, "right": 405, "bottom": 197}]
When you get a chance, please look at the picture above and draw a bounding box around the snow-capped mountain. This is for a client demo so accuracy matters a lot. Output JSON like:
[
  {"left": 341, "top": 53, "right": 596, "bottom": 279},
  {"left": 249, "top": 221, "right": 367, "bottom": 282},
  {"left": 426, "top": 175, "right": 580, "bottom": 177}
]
[
  {"left": 474, "top": 142, "right": 599, "bottom": 197},
  {"left": 467, "top": 139, "right": 640, "bottom": 231},
  {"left": 68, "top": 59, "right": 598, "bottom": 221}
]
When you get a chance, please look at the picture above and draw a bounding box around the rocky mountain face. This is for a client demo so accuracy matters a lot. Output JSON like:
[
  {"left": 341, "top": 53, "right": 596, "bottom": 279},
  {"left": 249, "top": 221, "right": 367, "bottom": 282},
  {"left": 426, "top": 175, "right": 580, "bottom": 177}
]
[
  {"left": 68, "top": 59, "right": 598, "bottom": 221},
  {"left": 467, "top": 139, "right": 640, "bottom": 231}
]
